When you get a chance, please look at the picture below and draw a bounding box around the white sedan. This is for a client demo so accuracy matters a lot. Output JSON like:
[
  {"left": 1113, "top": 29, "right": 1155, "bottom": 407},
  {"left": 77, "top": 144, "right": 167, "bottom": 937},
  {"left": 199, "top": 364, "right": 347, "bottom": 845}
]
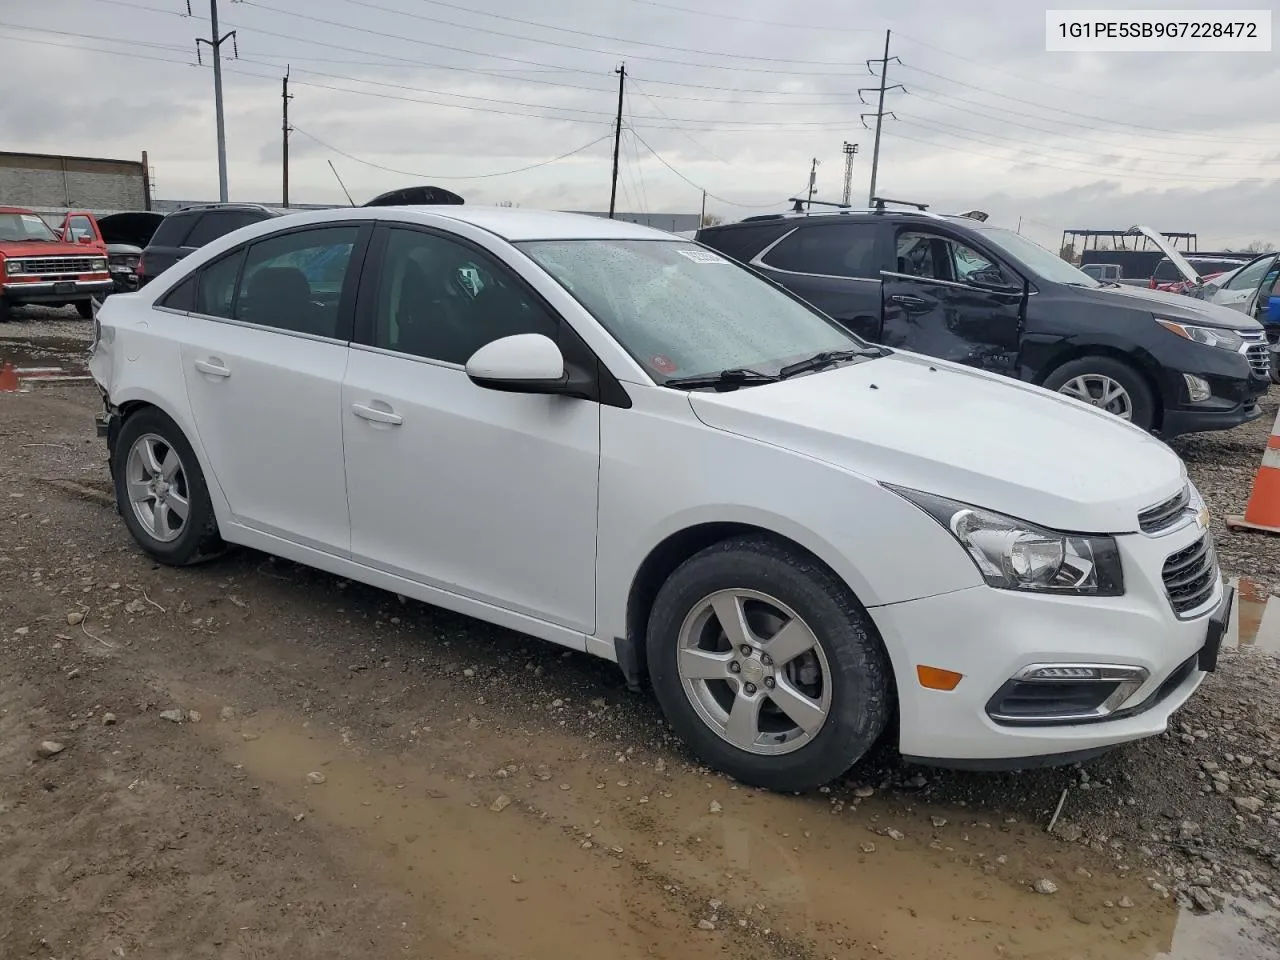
[{"left": 89, "top": 206, "right": 1229, "bottom": 791}]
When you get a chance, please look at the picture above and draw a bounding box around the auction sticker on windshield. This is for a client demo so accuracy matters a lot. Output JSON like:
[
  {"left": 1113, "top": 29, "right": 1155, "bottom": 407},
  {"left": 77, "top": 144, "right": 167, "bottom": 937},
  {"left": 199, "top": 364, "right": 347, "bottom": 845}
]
[{"left": 675, "top": 248, "right": 729, "bottom": 264}]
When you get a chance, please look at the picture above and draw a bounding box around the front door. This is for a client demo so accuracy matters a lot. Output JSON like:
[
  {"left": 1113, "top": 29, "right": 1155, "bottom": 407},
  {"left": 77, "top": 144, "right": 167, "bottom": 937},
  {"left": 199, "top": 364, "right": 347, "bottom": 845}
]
[
  {"left": 179, "top": 223, "right": 367, "bottom": 554},
  {"left": 881, "top": 228, "right": 1024, "bottom": 374},
  {"left": 1213, "top": 255, "right": 1278, "bottom": 314},
  {"left": 342, "top": 225, "right": 600, "bottom": 633}
]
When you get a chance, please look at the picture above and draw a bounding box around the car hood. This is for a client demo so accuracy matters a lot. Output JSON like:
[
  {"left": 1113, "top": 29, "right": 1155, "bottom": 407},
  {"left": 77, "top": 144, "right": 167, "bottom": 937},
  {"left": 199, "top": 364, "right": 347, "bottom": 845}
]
[
  {"left": 106, "top": 242, "right": 142, "bottom": 255},
  {"left": 1129, "top": 225, "right": 1200, "bottom": 284},
  {"left": 1069, "top": 282, "right": 1263, "bottom": 330},
  {"left": 688, "top": 351, "right": 1185, "bottom": 534},
  {"left": 0, "top": 240, "right": 96, "bottom": 258}
]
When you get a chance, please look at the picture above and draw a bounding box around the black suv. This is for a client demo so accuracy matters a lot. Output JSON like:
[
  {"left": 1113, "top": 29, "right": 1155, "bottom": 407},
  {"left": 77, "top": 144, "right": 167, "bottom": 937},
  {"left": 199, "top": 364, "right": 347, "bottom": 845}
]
[
  {"left": 697, "top": 207, "right": 1269, "bottom": 438},
  {"left": 137, "top": 203, "right": 280, "bottom": 287}
]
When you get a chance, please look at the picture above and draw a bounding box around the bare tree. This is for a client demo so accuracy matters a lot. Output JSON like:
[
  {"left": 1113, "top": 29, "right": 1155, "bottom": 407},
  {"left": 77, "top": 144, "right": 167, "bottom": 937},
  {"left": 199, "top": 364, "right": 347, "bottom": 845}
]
[{"left": 701, "top": 213, "right": 724, "bottom": 227}]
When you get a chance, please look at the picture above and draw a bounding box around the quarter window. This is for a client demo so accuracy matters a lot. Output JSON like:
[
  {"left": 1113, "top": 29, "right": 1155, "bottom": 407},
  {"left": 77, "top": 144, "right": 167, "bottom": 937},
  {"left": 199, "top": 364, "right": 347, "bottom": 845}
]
[
  {"left": 158, "top": 275, "right": 196, "bottom": 312},
  {"left": 234, "top": 227, "right": 359, "bottom": 338},
  {"left": 371, "top": 228, "right": 559, "bottom": 365},
  {"left": 761, "top": 223, "right": 881, "bottom": 279},
  {"left": 195, "top": 251, "right": 243, "bottom": 319}
]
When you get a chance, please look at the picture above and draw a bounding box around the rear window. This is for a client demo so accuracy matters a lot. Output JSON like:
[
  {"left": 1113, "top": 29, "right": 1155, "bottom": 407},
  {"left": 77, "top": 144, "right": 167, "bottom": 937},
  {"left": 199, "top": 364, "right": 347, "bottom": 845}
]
[
  {"left": 697, "top": 221, "right": 793, "bottom": 263},
  {"left": 762, "top": 222, "right": 882, "bottom": 279},
  {"left": 148, "top": 212, "right": 198, "bottom": 248},
  {"left": 184, "top": 210, "right": 268, "bottom": 248}
]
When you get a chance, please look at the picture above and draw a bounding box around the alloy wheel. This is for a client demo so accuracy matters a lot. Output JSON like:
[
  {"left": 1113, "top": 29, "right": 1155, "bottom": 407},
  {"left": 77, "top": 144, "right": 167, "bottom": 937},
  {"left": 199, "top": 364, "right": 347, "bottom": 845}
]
[
  {"left": 1056, "top": 374, "right": 1134, "bottom": 420},
  {"left": 124, "top": 433, "right": 190, "bottom": 543}
]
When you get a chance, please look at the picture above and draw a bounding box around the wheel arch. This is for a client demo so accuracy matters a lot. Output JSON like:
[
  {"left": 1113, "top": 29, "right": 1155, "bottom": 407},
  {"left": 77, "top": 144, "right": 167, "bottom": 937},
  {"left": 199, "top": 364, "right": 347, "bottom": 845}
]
[{"left": 1031, "top": 342, "right": 1165, "bottom": 431}]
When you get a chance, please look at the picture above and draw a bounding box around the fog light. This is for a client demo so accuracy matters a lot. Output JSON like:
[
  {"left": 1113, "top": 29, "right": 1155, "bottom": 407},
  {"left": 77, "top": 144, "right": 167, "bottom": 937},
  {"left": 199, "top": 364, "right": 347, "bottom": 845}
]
[
  {"left": 986, "top": 663, "right": 1149, "bottom": 724},
  {"left": 1183, "top": 373, "right": 1211, "bottom": 402}
]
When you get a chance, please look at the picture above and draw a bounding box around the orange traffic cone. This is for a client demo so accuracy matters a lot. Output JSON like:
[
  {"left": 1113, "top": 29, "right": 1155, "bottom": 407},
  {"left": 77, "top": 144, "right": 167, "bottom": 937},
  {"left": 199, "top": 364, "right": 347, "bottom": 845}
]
[
  {"left": 1227, "top": 406, "right": 1280, "bottom": 534},
  {"left": 0, "top": 362, "right": 18, "bottom": 393}
]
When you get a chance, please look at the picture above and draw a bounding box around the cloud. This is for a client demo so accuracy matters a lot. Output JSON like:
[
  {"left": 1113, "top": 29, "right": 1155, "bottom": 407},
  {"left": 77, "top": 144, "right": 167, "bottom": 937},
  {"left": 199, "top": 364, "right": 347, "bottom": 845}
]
[{"left": 0, "top": 0, "right": 1275, "bottom": 243}]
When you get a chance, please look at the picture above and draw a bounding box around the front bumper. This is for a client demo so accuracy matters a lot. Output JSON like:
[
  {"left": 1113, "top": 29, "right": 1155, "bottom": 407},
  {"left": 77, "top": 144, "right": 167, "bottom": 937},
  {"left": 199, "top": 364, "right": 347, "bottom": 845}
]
[
  {"left": 871, "top": 522, "right": 1223, "bottom": 765},
  {"left": 1, "top": 277, "right": 114, "bottom": 303},
  {"left": 108, "top": 266, "right": 139, "bottom": 294},
  {"left": 1154, "top": 344, "right": 1268, "bottom": 439}
]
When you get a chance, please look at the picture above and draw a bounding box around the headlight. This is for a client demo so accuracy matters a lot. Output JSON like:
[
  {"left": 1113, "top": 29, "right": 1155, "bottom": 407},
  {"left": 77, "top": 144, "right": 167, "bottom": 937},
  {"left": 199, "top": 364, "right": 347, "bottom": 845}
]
[
  {"left": 887, "top": 486, "right": 1124, "bottom": 596},
  {"left": 3, "top": 260, "right": 21, "bottom": 275},
  {"left": 1156, "top": 318, "right": 1243, "bottom": 352},
  {"left": 91, "top": 258, "right": 108, "bottom": 272}
]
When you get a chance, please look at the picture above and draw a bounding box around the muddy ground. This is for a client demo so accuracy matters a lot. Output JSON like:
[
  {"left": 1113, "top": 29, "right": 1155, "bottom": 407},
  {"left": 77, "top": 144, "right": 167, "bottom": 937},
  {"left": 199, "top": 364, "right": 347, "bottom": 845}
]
[{"left": 2, "top": 311, "right": 1279, "bottom": 960}]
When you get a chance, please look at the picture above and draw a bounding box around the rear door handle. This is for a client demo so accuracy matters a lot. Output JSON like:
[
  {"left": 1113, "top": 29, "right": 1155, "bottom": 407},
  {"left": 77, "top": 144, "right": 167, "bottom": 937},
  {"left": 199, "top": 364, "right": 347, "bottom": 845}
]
[
  {"left": 889, "top": 294, "right": 930, "bottom": 309},
  {"left": 193, "top": 358, "right": 231, "bottom": 378},
  {"left": 351, "top": 402, "right": 403, "bottom": 426}
]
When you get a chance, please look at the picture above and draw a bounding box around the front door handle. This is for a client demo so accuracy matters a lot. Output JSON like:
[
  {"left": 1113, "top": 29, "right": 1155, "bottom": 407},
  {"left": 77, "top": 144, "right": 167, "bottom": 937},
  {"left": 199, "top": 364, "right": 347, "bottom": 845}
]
[
  {"left": 889, "top": 294, "right": 930, "bottom": 309},
  {"left": 351, "top": 402, "right": 403, "bottom": 426},
  {"left": 193, "top": 358, "right": 231, "bottom": 378}
]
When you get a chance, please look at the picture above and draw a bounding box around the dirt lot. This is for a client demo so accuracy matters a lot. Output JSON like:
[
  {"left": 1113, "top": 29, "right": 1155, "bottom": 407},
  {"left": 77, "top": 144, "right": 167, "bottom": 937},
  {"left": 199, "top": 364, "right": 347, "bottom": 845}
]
[{"left": 2, "top": 313, "right": 1279, "bottom": 960}]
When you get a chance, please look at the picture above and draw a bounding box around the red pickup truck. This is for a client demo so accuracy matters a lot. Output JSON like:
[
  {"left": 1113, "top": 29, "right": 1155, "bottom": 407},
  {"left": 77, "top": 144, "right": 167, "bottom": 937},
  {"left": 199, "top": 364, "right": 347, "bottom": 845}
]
[{"left": 0, "top": 207, "right": 113, "bottom": 322}]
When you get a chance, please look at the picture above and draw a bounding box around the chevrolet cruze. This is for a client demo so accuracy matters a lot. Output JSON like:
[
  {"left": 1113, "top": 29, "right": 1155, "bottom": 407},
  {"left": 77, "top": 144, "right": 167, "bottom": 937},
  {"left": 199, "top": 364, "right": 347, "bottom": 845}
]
[{"left": 88, "top": 207, "right": 1230, "bottom": 791}]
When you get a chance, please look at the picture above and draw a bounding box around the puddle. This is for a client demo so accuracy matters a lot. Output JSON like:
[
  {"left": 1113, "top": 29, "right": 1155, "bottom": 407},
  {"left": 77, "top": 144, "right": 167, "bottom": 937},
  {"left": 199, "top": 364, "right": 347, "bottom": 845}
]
[
  {"left": 0, "top": 337, "right": 92, "bottom": 392},
  {"left": 186, "top": 707, "right": 1279, "bottom": 960},
  {"left": 1227, "top": 577, "right": 1280, "bottom": 655}
]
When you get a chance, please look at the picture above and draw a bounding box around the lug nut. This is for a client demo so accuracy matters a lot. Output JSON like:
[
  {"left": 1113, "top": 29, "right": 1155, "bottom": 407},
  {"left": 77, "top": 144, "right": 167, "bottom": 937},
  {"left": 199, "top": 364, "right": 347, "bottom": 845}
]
[
  {"left": 743, "top": 682, "right": 757, "bottom": 695},
  {"left": 764, "top": 677, "right": 775, "bottom": 690},
  {"left": 739, "top": 645, "right": 752, "bottom": 656},
  {"left": 728, "top": 661, "right": 741, "bottom": 674},
  {"left": 760, "top": 654, "right": 773, "bottom": 667}
]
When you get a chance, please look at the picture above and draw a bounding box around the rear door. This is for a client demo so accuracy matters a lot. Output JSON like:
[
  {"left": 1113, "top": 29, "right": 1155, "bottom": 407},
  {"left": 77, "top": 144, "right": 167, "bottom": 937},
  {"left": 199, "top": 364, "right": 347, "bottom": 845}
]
[
  {"left": 881, "top": 226, "right": 1024, "bottom": 374},
  {"left": 746, "top": 220, "right": 888, "bottom": 341},
  {"left": 178, "top": 222, "right": 371, "bottom": 554}
]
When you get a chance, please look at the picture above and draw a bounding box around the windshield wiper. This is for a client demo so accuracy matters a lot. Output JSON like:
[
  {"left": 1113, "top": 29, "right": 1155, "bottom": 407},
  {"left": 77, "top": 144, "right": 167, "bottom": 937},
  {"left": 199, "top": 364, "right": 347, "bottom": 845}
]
[
  {"left": 777, "top": 347, "right": 881, "bottom": 380},
  {"left": 664, "top": 368, "right": 780, "bottom": 390}
]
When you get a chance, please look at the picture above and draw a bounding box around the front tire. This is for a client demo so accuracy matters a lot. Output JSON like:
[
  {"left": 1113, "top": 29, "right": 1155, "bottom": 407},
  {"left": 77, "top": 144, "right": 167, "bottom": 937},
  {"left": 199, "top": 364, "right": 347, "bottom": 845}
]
[
  {"left": 646, "top": 536, "right": 892, "bottom": 793},
  {"left": 1042, "top": 356, "right": 1156, "bottom": 431},
  {"left": 75, "top": 297, "right": 100, "bottom": 320},
  {"left": 112, "top": 407, "right": 224, "bottom": 565}
]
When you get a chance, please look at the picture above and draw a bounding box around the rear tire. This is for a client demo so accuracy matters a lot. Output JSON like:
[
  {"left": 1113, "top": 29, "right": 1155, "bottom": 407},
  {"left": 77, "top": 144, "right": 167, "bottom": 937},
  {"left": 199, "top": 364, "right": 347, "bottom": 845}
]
[
  {"left": 1042, "top": 356, "right": 1156, "bottom": 431},
  {"left": 646, "top": 536, "right": 892, "bottom": 793},
  {"left": 75, "top": 298, "right": 97, "bottom": 320},
  {"left": 112, "top": 407, "right": 224, "bottom": 566}
]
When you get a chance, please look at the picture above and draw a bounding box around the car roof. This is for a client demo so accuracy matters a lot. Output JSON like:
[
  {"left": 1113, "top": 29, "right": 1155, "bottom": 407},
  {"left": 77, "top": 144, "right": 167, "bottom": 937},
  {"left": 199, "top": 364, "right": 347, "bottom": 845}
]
[
  {"left": 0, "top": 206, "right": 37, "bottom": 215},
  {"left": 703, "top": 209, "right": 976, "bottom": 231},
  {"left": 208, "top": 205, "right": 681, "bottom": 242}
]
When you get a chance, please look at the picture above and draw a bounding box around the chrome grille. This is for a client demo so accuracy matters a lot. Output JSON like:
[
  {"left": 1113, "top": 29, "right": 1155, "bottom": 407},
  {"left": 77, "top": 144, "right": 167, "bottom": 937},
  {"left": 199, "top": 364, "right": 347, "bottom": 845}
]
[
  {"left": 1162, "top": 534, "right": 1218, "bottom": 617},
  {"left": 1139, "top": 485, "right": 1190, "bottom": 534},
  {"left": 1240, "top": 330, "right": 1270, "bottom": 379},
  {"left": 7, "top": 256, "right": 100, "bottom": 275}
]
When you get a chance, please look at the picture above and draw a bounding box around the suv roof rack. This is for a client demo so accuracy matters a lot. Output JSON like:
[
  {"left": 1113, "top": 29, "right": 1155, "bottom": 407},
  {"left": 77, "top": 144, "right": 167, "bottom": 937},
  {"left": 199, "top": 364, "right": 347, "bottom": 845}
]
[
  {"left": 870, "top": 196, "right": 928, "bottom": 213},
  {"left": 788, "top": 197, "right": 853, "bottom": 213},
  {"left": 172, "top": 202, "right": 278, "bottom": 214}
]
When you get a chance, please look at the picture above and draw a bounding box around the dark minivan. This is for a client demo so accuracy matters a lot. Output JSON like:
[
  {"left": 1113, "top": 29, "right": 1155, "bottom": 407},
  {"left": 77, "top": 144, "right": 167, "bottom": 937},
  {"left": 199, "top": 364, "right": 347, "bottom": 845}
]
[
  {"left": 697, "top": 208, "right": 1269, "bottom": 438},
  {"left": 137, "top": 203, "right": 280, "bottom": 287}
]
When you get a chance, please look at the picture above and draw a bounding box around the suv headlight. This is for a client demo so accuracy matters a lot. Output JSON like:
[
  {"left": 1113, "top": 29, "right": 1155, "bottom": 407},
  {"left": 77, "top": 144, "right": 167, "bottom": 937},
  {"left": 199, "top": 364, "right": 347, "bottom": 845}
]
[
  {"left": 1156, "top": 318, "right": 1243, "bottom": 352},
  {"left": 887, "top": 486, "right": 1124, "bottom": 596},
  {"left": 3, "top": 260, "right": 21, "bottom": 275}
]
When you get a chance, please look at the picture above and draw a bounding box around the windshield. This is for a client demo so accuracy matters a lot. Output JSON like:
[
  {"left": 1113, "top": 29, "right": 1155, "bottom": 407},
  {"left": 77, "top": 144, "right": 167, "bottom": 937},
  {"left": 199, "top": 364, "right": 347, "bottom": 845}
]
[
  {"left": 972, "top": 226, "right": 1100, "bottom": 287},
  {"left": 518, "top": 239, "right": 864, "bottom": 382},
  {"left": 0, "top": 212, "right": 58, "bottom": 242}
]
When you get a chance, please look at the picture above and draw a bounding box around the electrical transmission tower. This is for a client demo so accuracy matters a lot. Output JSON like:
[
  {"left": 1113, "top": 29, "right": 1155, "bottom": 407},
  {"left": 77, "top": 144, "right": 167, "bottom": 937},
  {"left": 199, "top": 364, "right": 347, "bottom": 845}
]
[{"left": 841, "top": 142, "right": 859, "bottom": 206}]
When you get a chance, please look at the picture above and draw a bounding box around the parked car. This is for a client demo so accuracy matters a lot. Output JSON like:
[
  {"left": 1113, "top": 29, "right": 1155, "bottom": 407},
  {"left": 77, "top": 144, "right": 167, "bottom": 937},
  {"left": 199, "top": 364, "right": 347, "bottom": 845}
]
[
  {"left": 1150, "top": 255, "right": 1251, "bottom": 294},
  {"left": 0, "top": 206, "right": 112, "bottom": 321},
  {"left": 94, "top": 211, "right": 165, "bottom": 294},
  {"left": 695, "top": 209, "right": 1269, "bottom": 438},
  {"left": 1198, "top": 251, "right": 1280, "bottom": 383},
  {"left": 137, "top": 203, "right": 280, "bottom": 287},
  {"left": 89, "top": 206, "right": 1229, "bottom": 791},
  {"left": 1078, "top": 262, "right": 1149, "bottom": 288}
]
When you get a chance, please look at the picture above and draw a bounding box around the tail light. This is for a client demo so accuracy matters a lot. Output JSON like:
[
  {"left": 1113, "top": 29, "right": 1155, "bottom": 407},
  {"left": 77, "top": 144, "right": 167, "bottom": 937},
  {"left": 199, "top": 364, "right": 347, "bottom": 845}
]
[{"left": 135, "top": 254, "right": 146, "bottom": 279}]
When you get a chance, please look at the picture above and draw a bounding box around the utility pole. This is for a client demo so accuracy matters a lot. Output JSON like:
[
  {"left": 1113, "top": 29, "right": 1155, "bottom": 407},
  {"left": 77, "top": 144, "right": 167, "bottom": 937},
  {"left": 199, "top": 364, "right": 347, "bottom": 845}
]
[
  {"left": 841, "top": 141, "right": 859, "bottom": 206},
  {"left": 806, "top": 158, "right": 819, "bottom": 211},
  {"left": 608, "top": 62, "right": 626, "bottom": 219},
  {"left": 282, "top": 66, "right": 293, "bottom": 208},
  {"left": 700, "top": 189, "right": 706, "bottom": 226},
  {"left": 859, "top": 30, "right": 903, "bottom": 206},
  {"left": 193, "top": 0, "right": 237, "bottom": 203}
]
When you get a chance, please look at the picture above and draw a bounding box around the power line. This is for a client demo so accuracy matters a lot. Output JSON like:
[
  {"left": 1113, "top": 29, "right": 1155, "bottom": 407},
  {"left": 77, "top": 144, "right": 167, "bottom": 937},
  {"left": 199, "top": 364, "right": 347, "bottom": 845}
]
[
  {"left": 897, "top": 63, "right": 1280, "bottom": 146},
  {"left": 239, "top": 0, "right": 867, "bottom": 77},
  {"left": 290, "top": 126, "right": 613, "bottom": 179},
  {"left": 902, "top": 84, "right": 1280, "bottom": 166},
  {"left": 628, "top": 129, "right": 791, "bottom": 209},
  {"left": 618, "top": 0, "right": 877, "bottom": 33},
  {"left": 333, "top": 0, "right": 867, "bottom": 67}
]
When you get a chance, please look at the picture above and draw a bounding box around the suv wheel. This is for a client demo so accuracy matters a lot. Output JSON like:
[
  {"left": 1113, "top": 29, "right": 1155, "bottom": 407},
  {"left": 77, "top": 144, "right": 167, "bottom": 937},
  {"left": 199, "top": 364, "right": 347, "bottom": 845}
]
[
  {"left": 1043, "top": 357, "right": 1155, "bottom": 431},
  {"left": 646, "top": 536, "right": 892, "bottom": 793},
  {"left": 112, "top": 408, "right": 224, "bottom": 565}
]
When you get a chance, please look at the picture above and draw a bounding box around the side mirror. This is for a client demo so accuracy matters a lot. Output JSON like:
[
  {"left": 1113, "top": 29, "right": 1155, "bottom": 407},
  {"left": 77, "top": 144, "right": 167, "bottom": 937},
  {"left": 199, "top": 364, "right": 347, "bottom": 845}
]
[
  {"left": 78, "top": 233, "right": 93, "bottom": 245},
  {"left": 466, "top": 333, "right": 569, "bottom": 395}
]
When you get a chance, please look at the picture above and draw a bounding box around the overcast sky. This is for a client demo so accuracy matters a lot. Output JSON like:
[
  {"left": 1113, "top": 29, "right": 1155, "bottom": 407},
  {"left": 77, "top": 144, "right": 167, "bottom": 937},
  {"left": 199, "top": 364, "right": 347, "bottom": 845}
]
[{"left": 2, "top": 0, "right": 1278, "bottom": 251}]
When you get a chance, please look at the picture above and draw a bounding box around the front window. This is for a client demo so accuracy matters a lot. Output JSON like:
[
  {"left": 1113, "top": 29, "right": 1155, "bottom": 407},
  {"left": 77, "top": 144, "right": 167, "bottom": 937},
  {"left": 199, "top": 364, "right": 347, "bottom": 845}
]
[
  {"left": 0, "top": 212, "right": 58, "bottom": 243},
  {"left": 1225, "top": 255, "right": 1276, "bottom": 291},
  {"left": 972, "top": 226, "right": 1100, "bottom": 287},
  {"left": 518, "top": 239, "right": 863, "bottom": 383}
]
